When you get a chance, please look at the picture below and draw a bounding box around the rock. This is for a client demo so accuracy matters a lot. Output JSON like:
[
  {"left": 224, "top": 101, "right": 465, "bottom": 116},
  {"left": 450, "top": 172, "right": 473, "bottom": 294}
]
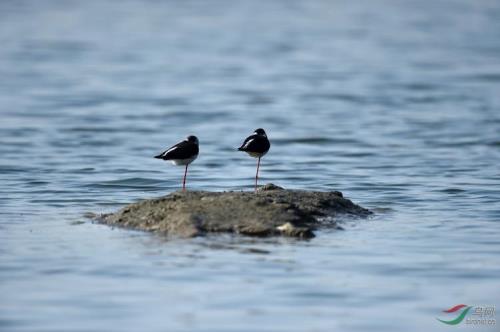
[
  {"left": 96, "top": 183, "right": 371, "bottom": 238},
  {"left": 257, "top": 183, "right": 285, "bottom": 191}
]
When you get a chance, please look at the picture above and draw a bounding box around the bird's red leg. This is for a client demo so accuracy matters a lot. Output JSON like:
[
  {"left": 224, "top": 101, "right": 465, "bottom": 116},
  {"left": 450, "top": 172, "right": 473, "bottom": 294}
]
[
  {"left": 182, "top": 164, "right": 188, "bottom": 191},
  {"left": 255, "top": 157, "right": 261, "bottom": 192}
]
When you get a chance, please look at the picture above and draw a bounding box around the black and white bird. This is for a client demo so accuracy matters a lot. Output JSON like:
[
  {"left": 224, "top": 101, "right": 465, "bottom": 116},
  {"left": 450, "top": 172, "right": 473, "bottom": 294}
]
[
  {"left": 237, "top": 128, "right": 270, "bottom": 191},
  {"left": 154, "top": 135, "right": 199, "bottom": 191}
]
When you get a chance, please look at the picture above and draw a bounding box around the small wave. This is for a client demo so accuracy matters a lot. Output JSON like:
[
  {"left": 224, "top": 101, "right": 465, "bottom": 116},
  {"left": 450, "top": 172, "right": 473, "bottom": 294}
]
[
  {"left": 300, "top": 92, "right": 366, "bottom": 104},
  {"left": 61, "top": 126, "right": 122, "bottom": 133},
  {"left": 469, "top": 73, "right": 500, "bottom": 82},
  {"left": 400, "top": 82, "right": 440, "bottom": 91},
  {"left": 88, "top": 177, "right": 162, "bottom": 189},
  {"left": 0, "top": 165, "right": 31, "bottom": 174},
  {"left": 440, "top": 188, "right": 465, "bottom": 194},
  {"left": 338, "top": 152, "right": 376, "bottom": 158},
  {"left": 488, "top": 140, "right": 500, "bottom": 147},
  {"left": 273, "top": 137, "right": 363, "bottom": 145}
]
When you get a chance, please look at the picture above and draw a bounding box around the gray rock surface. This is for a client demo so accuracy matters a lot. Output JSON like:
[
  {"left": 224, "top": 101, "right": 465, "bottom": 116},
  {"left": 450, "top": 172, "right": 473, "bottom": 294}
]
[{"left": 97, "top": 184, "right": 371, "bottom": 238}]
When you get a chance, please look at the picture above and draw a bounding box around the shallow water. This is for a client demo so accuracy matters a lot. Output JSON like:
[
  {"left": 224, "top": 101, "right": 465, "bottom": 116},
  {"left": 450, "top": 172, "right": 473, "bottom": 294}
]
[{"left": 1, "top": 0, "right": 500, "bottom": 331}]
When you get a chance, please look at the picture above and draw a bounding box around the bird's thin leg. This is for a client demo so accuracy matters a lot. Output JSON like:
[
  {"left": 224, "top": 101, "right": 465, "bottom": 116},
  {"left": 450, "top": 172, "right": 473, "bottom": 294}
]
[
  {"left": 255, "top": 157, "right": 261, "bottom": 192},
  {"left": 182, "top": 164, "right": 188, "bottom": 191}
]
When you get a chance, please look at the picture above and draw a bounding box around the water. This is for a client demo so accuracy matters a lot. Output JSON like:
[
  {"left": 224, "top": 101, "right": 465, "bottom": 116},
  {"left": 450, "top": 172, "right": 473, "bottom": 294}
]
[{"left": 1, "top": 0, "right": 500, "bottom": 331}]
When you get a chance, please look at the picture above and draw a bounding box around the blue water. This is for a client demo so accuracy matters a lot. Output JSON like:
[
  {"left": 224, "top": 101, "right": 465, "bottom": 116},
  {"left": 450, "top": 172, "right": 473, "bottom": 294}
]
[{"left": 1, "top": 1, "right": 500, "bottom": 331}]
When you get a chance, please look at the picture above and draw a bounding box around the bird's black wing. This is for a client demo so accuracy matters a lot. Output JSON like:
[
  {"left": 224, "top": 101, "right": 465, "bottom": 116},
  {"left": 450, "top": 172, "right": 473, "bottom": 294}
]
[
  {"left": 238, "top": 135, "right": 270, "bottom": 154},
  {"left": 155, "top": 140, "right": 199, "bottom": 160},
  {"left": 238, "top": 134, "right": 258, "bottom": 150}
]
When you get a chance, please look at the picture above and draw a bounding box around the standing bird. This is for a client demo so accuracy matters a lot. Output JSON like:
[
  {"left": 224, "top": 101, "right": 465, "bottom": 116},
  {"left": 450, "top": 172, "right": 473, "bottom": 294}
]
[
  {"left": 237, "top": 128, "right": 270, "bottom": 191},
  {"left": 154, "top": 135, "right": 199, "bottom": 191}
]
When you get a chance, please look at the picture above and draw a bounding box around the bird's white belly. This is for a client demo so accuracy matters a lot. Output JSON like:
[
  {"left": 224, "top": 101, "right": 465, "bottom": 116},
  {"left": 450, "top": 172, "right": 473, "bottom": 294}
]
[
  {"left": 171, "top": 155, "right": 197, "bottom": 166},
  {"left": 247, "top": 151, "right": 267, "bottom": 158}
]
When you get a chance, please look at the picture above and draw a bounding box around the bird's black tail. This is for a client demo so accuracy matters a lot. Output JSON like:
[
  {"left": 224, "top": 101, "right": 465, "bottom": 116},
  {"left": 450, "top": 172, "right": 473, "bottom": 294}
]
[{"left": 154, "top": 154, "right": 164, "bottom": 159}]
